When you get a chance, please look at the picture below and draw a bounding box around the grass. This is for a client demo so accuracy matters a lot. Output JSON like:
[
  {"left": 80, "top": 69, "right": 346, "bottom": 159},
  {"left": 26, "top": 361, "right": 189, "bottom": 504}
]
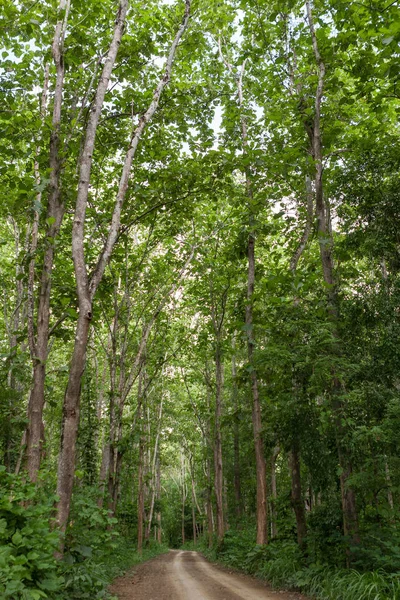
[{"left": 187, "top": 532, "right": 400, "bottom": 600}]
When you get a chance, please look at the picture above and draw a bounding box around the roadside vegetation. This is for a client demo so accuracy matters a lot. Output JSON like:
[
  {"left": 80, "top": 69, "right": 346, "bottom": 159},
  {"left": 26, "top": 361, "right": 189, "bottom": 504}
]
[{"left": 1, "top": 0, "right": 400, "bottom": 598}]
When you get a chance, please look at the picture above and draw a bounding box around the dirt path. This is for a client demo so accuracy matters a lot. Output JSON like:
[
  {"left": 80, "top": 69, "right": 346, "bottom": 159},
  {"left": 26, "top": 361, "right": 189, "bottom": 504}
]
[{"left": 109, "top": 550, "right": 308, "bottom": 600}]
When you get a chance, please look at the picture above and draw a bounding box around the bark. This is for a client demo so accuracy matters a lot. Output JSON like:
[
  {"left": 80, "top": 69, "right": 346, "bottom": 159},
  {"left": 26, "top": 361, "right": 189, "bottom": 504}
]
[
  {"left": 56, "top": 312, "right": 91, "bottom": 536},
  {"left": 105, "top": 246, "right": 195, "bottom": 513},
  {"left": 191, "top": 473, "right": 197, "bottom": 545},
  {"left": 55, "top": 0, "right": 128, "bottom": 537},
  {"left": 385, "top": 458, "right": 394, "bottom": 511},
  {"left": 181, "top": 450, "right": 187, "bottom": 545},
  {"left": 56, "top": 0, "right": 191, "bottom": 539},
  {"left": 290, "top": 176, "right": 314, "bottom": 274},
  {"left": 137, "top": 370, "right": 145, "bottom": 554},
  {"left": 145, "top": 397, "right": 163, "bottom": 541},
  {"left": 270, "top": 446, "right": 280, "bottom": 539},
  {"left": 305, "top": 0, "right": 359, "bottom": 546},
  {"left": 214, "top": 346, "right": 225, "bottom": 541},
  {"left": 97, "top": 442, "right": 110, "bottom": 508},
  {"left": 107, "top": 392, "right": 123, "bottom": 515},
  {"left": 219, "top": 42, "right": 268, "bottom": 545},
  {"left": 27, "top": 63, "right": 50, "bottom": 359},
  {"left": 5, "top": 221, "right": 26, "bottom": 470},
  {"left": 232, "top": 345, "right": 242, "bottom": 520},
  {"left": 155, "top": 455, "right": 162, "bottom": 543},
  {"left": 289, "top": 445, "right": 307, "bottom": 551},
  {"left": 25, "top": 1, "right": 68, "bottom": 482},
  {"left": 206, "top": 455, "right": 214, "bottom": 548}
]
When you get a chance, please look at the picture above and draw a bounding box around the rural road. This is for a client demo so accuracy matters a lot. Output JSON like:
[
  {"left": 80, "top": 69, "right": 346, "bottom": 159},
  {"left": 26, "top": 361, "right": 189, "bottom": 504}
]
[{"left": 109, "top": 550, "right": 306, "bottom": 600}]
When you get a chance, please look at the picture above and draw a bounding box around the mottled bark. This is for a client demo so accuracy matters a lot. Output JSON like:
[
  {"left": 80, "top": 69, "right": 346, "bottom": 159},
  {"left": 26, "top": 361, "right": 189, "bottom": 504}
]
[
  {"left": 155, "top": 455, "right": 162, "bottom": 543},
  {"left": 26, "top": 1, "right": 68, "bottom": 482},
  {"left": 232, "top": 346, "right": 242, "bottom": 520},
  {"left": 270, "top": 446, "right": 280, "bottom": 539},
  {"left": 192, "top": 476, "right": 197, "bottom": 545},
  {"left": 53, "top": 0, "right": 128, "bottom": 534},
  {"left": 137, "top": 370, "right": 145, "bottom": 554},
  {"left": 305, "top": 0, "right": 359, "bottom": 546},
  {"left": 145, "top": 397, "right": 163, "bottom": 541},
  {"left": 214, "top": 346, "right": 225, "bottom": 541},
  {"left": 247, "top": 233, "right": 268, "bottom": 545},
  {"left": 56, "top": 0, "right": 192, "bottom": 541},
  {"left": 181, "top": 450, "right": 187, "bottom": 545},
  {"left": 97, "top": 442, "right": 110, "bottom": 508},
  {"left": 219, "top": 42, "right": 268, "bottom": 545},
  {"left": 385, "top": 458, "right": 394, "bottom": 511},
  {"left": 289, "top": 445, "right": 307, "bottom": 551}
]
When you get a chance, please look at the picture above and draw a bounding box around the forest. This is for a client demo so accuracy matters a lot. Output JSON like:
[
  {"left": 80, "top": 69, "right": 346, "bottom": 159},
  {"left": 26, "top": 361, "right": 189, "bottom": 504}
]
[{"left": 1, "top": 0, "right": 400, "bottom": 598}]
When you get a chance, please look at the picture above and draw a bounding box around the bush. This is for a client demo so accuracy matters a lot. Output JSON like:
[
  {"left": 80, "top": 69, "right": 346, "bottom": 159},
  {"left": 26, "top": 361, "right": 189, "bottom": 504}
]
[
  {"left": 0, "top": 467, "right": 63, "bottom": 600},
  {"left": 200, "top": 527, "right": 400, "bottom": 600},
  {"left": 0, "top": 471, "right": 168, "bottom": 600}
]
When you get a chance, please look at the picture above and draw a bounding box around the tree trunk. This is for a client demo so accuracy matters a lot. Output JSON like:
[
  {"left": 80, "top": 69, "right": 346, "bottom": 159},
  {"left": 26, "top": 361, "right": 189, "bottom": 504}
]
[
  {"left": 155, "top": 455, "right": 162, "bottom": 543},
  {"left": 192, "top": 477, "right": 197, "bottom": 545},
  {"left": 305, "top": 0, "right": 359, "bottom": 546},
  {"left": 54, "top": 1, "right": 191, "bottom": 547},
  {"left": 289, "top": 445, "right": 307, "bottom": 551},
  {"left": 181, "top": 450, "right": 186, "bottom": 545},
  {"left": 107, "top": 391, "right": 123, "bottom": 516},
  {"left": 214, "top": 345, "right": 225, "bottom": 541},
  {"left": 385, "top": 458, "right": 394, "bottom": 511},
  {"left": 270, "top": 446, "right": 280, "bottom": 539},
  {"left": 25, "top": 1, "right": 67, "bottom": 483},
  {"left": 247, "top": 234, "right": 268, "bottom": 545},
  {"left": 232, "top": 347, "right": 242, "bottom": 520},
  {"left": 55, "top": 311, "right": 91, "bottom": 537},
  {"left": 206, "top": 455, "right": 213, "bottom": 547},
  {"left": 218, "top": 46, "right": 268, "bottom": 545},
  {"left": 145, "top": 394, "right": 163, "bottom": 541},
  {"left": 97, "top": 442, "right": 110, "bottom": 508}
]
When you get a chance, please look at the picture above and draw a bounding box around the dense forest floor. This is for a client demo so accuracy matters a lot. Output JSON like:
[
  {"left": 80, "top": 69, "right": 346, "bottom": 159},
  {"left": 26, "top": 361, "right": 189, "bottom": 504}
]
[
  {"left": 3, "top": 0, "right": 400, "bottom": 599},
  {"left": 109, "top": 550, "right": 307, "bottom": 600}
]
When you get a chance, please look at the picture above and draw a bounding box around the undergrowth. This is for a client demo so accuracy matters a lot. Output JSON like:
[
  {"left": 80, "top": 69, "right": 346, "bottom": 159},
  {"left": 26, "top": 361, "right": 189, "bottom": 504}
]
[
  {"left": 191, "top": 529, "right": 400, "bottom": 600},
  {"left": 0, "top": 469, "right": 168, "bottom": 600}
]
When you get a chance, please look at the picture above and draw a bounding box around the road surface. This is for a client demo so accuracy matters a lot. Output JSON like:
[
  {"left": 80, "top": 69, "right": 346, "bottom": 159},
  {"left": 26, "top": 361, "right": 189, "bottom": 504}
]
[{"left": 109, "top": 550, "right": 307, "bottom": 600}]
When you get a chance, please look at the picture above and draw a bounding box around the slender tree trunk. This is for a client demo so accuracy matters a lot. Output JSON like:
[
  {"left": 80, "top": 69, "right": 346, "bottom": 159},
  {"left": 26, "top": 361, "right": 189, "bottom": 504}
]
[
  {"left": 107, "top": 392, "right": 123, "bottom": 515},
  {"left": 181, "top": 450, "right": 186, "bottom": 545},
  {"left": 137, "top": 372, "right": 145, "bottom": 554},
  {"left": 289, "top": 445, "right": 307, "bottom": 551},
  {"left": 232, "top": 347, "right": 242, "bottom": 520},
  {"left": 385, "top": 458, "right": 394, "bottom": 511},
  {"left": 206, "top": 454, "right": 213, "bottom": 547},
  {"left": 305, "top": 0, "right": 359, "bottom": 546},
  {"left": 54, "top": 0, "right": 129, "bottom": 540},
  {"left": 25, "top": 2, "right": 68, "bottom": 483},
  {"left": 145, "top": 396, "right": 163, "bottom": 541},
  {"left": 155, "top": 455, "right": 162, "bottom": 543},
  {"left": 270, "top": 446, "right": 279, "bottom": 539},
  {"left": 54, "top": 0, "right": 191, "bottom": 529},
  {"left": 214, "top": 345, "right": 225, "bottom": 541},
  {"left": 192, "top": 477, "right": 197, "bottom": 545},
  {"left": 247, "top": 234, "right": 268, "bottom": 545},
  {"left": 137, "top": 444, "right": 145, "bottom": 553},
  {"left": 218, "top": 45, "right": 268, "bottom": 545},
  {"left": 55, "top": 312, "right": 91, "bottom": 534},
  {"left": 97, "top": 442, "right": 110, "bottom": 508},
  {"left": 203, "top": 385, "right": 214, "bottom": 548}
]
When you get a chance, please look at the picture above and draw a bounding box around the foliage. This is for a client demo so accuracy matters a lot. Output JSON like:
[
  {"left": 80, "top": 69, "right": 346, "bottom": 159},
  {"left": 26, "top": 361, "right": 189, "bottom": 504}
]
[
  {"left": 0, "top": 468, "right": 62, "bottom": 600},
  {"left": 59, "top": 540, "right": 169, "bottom": 600},
  {"left": 201, "top": 529, "right": 400, "bottom": 600},
  {"left": 1, "top": 0, "right": 400, "bottom": 596}
]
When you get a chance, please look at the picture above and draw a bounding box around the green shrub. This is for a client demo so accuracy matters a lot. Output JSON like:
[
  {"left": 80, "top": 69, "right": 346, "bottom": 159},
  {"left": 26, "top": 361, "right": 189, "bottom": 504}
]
[
  {"left": 200, "top": 528, "right": 400, "bottom": 600},
  {"left": 0, "top": 467, "right": 63, "bottom": 600}
]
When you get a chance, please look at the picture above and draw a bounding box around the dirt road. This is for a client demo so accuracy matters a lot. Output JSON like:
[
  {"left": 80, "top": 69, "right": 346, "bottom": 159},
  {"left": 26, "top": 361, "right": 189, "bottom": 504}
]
[{"left": 109, "top": 550, "right": 307, "bottom": 600}]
